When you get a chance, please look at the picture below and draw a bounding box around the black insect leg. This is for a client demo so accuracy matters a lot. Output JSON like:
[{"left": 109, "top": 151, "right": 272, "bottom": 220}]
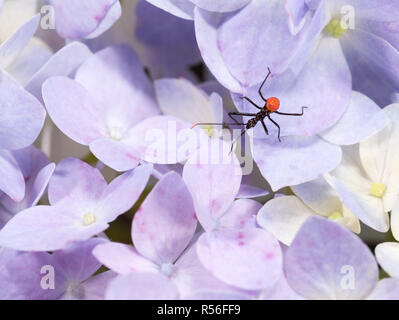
[
  {"left": 275, "top": 106, "right": 308, "bottom": 116},
  {"left": 228, "top": 111, "right": 257, "bottom": 125},
  {"left": 240, "top": 96, "right": 263, "bottom": 110},
  {"left": 261, "top": 119, "right": 269, "bottom": 135},
  {"left": 258, "top": 67, "right": 271, "bottom": 102},
  {"left": 267, "top": 115, "right": 281, "bottom": 142}
]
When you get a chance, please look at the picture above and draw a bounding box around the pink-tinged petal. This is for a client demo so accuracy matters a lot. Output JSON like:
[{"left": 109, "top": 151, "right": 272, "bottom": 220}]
[
  {"left": 253, "top": 136, "right": 342, "bottom": 191},
  {"left": 93, "top": 242, "right": 158, "bottom": 275},
  {"left": 79, "top": 271, "right": 117, "bottom": 300},
  {"left": 0, "top": 248, "right": 66, "bottom": 299},
  {"left": 285, "top": 217, "right": 378, "bottom": 300},
  {"left": 236, "top": 184, "right": 269, "bottom": 199},
  {"left": 0, "top": 14, "right": 39, "bottom": 68},
  {"left": 191, "top": 0, "right": 250, "bottom": 12},
  {"left": 145, "top": 0, "right": 194, "bottom": 20},
  {"left": 49, "top": 0, "right": 121, "bottom": 40},
  {"left": 42, "top": 76, "right": 106, "bottom": 145},
  {"left": 257, "top": 196, "right": 316, "bottom": 245},
  {"left": 86, "top": 1, "right": 122, "bottom": 39},
  {"left": 105, "top": 272, "right": 179, "bottom": 300},
  {"left": 127, "top": 115, "right": 203, "bottom": 164},
  {"left": 175, "top": 242, "right": 245, "bottom": 297},
  {"left": 183, "top": 142, "right": 242, "bottom": 231},
  {"left": 236, "top": 36, "right": 351, "bottom": 137},
  {"left": 197, "top": 228, "right": 283, "bottom": 290},
  {"left": 89, "top": 138, "right": 141, "bottom": 172},
  {"left": 25, "top": 42, "right": 93, "bottom": 101},
  {"left": 375, "top": 242, "right": 399, "bottom": 279},
  {"left": 193, "top": 8, "right": 242, "bottom": 92},
  {"left": 321, "top": 91, "right": 389, "bottom": 145},
  {"left": 0, "top": 150, "right": 24, "bottom": 202},
  {"left": 53, "top": 238, "right": 106, "bottom": 282},
  {"left": 96, "top": 164, "right": 152, "bottom": 222},
  {"left": 219, "top": 199, "right": 261, "bottom": 229},
  {"left": 0, "top": 205, "right": 108, "bottom": 251},
  {"left": 48, "top": 158, "right": 107, "bottom": 206},
  {"left": 133, "top": 171, "right": 196, "bottom": 264},
  {"left": 259, "top": 275, "right": 305, "bottom": 300},
  {"left": 0, "top": 81, "right": 45, "bottom": 150},
  {"left": 75, "top": 44, "right": 159, "bottom": 129},
  {"left": 367, "top": 279, "right": 399, "bottom": 300}
]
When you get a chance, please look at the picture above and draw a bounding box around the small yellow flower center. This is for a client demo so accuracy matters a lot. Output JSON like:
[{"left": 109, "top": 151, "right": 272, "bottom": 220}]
[
  {"left": 325, "top": 19, "right": 347, "bottom": 38},
  {"left": 369, "top": 182, "right": 386, "bottom": 198},
  {"left": 82, "top": 212, "right": 96, "bottom": 226},
  {"left": 328, "top": 211, "right": 344, "bottom": 221},
  {"left": 202, "top": 125, "right": 214, "bottom": 137},
  {"left": 108, "top": 126, "right": 124, "bottom": 141}
]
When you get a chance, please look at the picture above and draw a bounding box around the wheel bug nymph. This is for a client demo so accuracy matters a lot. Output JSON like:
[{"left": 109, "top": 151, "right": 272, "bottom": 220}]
[{"left": 192, "top": 68, "right": 308, "bottom": 152}]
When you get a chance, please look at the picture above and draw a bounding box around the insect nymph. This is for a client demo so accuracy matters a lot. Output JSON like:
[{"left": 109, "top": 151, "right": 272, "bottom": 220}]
[{"left": 193, "top": 68, "right": 308, "bottom": 151}]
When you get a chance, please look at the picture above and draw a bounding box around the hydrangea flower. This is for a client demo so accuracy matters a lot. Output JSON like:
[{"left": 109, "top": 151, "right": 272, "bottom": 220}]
[
  {"left": 325, "top": 104, "right": 399, "bottom": 232},
  {"left": 0, "top": 158, "right": 152, "bottom": 251},
  {"left": 93, "top": 171, "right": 240, "bottom": 299}
]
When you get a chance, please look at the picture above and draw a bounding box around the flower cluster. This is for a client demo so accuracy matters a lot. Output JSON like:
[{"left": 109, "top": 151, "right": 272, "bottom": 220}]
[{"left": 1, "top": 0, "right": 399, "bottom": 300}]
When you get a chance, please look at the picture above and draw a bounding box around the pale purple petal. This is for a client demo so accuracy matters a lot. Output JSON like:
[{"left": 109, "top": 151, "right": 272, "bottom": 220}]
[
  {"left": 0, "top": 205, "right": 108, "bottom": 251},
  {"left": 0, "top": 80, "right": 45, "bottom": 150},
  {"left": 93, "top": 242, "right": 158, "bottom": 274},
  {"left": 219, "top": 199, "right": 261, "bottom": 229},
  {"left": 42, "top": 76, "right": 106, "bottom": 145},
  {"left": 25, "top": 42, "right": 93, "bottom": 101},
  {"left": 105, "top": 272, "right": 179, "bottom": 300},
  {"left": 95, "top": 164, "right": 152, "bottom": 222},
  {"left": 253, "top": 136, "right": 342, "bottom": 191},
  {"left": 52, "top": 238, "right": 106, "bottom": 282},
  {"left": 79, "top": 271, "right": 117, "bottom": 300},
  {"left": 48, "top": 0, "right": 121, "bottom": 40},
  {"left": 193, "top": 8, "right": 242, "bottom": 92},
  {"left": 183, "top": 143, "right": 242, "bottom": 230},
  {"left": 48, "top": 157, "right": 107, "bottom": 206},
  {"left": 321, "top": 91, "right": 389, "bottom": 145},
  {"left": 0, "top": 150, "right": 24, "bottom": 202},
  {"left": 89, "top": 138, "right": 141, "bottom": 172},
  {"left": 197, "top": 228, "right": 282, "bottom": 290},
  {"left": 375, "top": 242, "right": 399, "bottom": 279},
  {"left": 145, "top": 0, "right": 194, "bottom": 20},
  {"left": 75, "top": 44, "right": 159, "bottom": 128},
  {"left": 133, "top": 171, "right": 197, "bottom": 264},
  {"left": 236, "top": 184, "right": 269, "bottom": 199},
  {"left": 285, "top": 217, "right": 378, "bottom": 300},
  {"left": 257, "top": 195, "right": 315, "bottom": 245},
  {"left": 0, "top": 248, "right": 66, "bottom": 299},
  {"left": 0, "top": 14, "right": 39, "bottom": 68},
  {"left": 367, "top": 279, "right": 399, "bottom": 300}
]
